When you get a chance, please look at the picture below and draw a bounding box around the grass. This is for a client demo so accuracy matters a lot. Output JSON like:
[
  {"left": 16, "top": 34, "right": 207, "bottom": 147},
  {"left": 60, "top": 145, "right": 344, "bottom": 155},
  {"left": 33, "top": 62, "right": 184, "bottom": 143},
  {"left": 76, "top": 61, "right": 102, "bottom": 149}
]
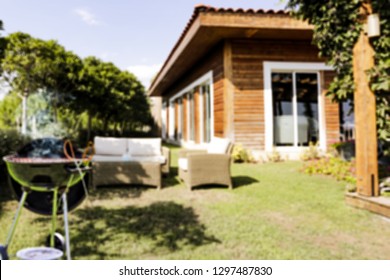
[{"left": 1, "top": 146, "right": 390, "bottom": 259}]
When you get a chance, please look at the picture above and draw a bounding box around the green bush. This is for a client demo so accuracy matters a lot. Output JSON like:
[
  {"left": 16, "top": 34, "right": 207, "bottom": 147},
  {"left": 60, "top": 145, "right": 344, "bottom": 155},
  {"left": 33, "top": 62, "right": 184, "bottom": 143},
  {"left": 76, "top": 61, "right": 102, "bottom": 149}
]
[
  {"left": 267, "top": 147, "right": 284, "bottom": 162},
  {"left": 300, "top": 142, "right": 322, "bottom": 161},
  {"left": 232, "top": 144, "right": 255, "bottom": 163},
  {"left": 0, "top": 129, "right": 31, "bottom": 163},
  {"left": 302, "top": 156, "right": 356, "bottom": 184}
]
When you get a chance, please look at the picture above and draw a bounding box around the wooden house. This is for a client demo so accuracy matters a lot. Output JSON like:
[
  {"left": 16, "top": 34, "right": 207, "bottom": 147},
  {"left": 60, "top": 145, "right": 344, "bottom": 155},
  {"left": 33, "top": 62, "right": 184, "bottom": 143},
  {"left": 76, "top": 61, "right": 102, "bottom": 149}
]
[{"left": 148, "top": 5, "right": 344, "bottom": 160}]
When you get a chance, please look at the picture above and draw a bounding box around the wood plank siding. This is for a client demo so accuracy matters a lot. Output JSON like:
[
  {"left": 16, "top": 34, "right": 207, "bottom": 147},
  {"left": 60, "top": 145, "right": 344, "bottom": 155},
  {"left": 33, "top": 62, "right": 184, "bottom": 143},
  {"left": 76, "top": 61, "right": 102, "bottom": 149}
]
[
  {"left": 163, "top": 44, "right": 225, "bottom": 138},
  {"left": 231, "top": 39, "right": 333, "bottom": 150},
  {"left": 322, "top": 71, "right": 340, "bottom": 147},
  {"left": 162, "top": 38, "right": 338, "bottom": 152}
]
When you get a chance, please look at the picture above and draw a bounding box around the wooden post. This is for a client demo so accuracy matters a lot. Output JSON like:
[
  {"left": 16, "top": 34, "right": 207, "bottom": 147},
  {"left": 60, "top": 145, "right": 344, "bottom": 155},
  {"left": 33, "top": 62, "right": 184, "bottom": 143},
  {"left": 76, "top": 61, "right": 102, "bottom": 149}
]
[{"left": 352, "top": 4, "right": 379, "bottom": 197}]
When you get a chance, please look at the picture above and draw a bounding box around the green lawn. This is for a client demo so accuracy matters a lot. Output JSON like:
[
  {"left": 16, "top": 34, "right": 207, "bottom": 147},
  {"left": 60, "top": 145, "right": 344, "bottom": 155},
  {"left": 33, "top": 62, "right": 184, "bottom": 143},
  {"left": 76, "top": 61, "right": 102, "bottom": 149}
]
[{"left": 1, "top": 146, "right": 390, "bottom": 260}]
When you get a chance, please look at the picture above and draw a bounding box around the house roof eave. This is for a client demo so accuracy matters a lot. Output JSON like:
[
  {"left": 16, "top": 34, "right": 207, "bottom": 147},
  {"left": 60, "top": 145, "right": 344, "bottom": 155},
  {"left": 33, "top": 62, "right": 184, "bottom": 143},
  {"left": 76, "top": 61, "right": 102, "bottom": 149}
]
[{"left": 148, "top": 6, "right": 313, "bottom": 97}]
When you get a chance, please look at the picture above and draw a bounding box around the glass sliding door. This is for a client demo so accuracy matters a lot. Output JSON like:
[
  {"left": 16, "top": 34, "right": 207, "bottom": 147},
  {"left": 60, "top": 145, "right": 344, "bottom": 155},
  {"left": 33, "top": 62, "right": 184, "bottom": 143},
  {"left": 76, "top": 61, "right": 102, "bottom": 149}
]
[
  {"left": 174, "top": 100, "right": 178, "bottom": 141},
  {"left": 272, "top": 73, "right": 294, "bottom": 146},
  {"left": 188, "top": 91, "right": 195, "bottom": 141},
  {"left": 296, "top": 73, "right": 319, "bottom": 145},
  {"left": 178, "top": 98, "right": 183, "bottom": 141},
  {"left": 272, "top": 72, "right": 319, "bottom": 147},
  {"left": 202, "top": 84, "right": 211, "bottom": 143}
]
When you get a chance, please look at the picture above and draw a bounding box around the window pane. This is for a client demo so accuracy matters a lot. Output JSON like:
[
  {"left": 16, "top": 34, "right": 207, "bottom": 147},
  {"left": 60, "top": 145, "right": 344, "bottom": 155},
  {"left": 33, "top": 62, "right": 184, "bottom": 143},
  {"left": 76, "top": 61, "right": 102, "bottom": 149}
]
[
  {"left": 272, "top": 73, "right": 294, "bottom": 146},
  {"left": 339, "top": 100, "right": 354, "bottom": 141},
  {"left": 189, "top": 92, "right": 195, "bottom": 141},
  {"left": 296, "top": 73, "right": 319, "bottom": 146},
  {"left": 203, "top": 84, "right": 211, "bottom": 143},
  {"left": 174, "top": 100, "right": 178, "bottom": 140},
  {"left": 178, "top": 98, "right": 183, "bottom": 140}
]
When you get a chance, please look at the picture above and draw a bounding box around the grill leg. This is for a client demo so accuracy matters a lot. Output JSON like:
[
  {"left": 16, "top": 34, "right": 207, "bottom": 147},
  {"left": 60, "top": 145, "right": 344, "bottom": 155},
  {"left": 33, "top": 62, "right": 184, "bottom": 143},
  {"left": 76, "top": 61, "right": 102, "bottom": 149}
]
[
  {"left": 5, "top": 191, "right": 28, "bottom": 247},
  {"left": 50, "top": 188, "right": 59, "bottom": 248},
  {"left": 62, "top": 192, "right": 71, "bottom": 260}
]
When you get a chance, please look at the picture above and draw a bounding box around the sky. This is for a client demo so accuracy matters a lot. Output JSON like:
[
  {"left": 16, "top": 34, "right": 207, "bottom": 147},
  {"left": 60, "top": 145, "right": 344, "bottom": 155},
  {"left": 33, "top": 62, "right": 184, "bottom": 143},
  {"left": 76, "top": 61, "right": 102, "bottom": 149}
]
[{"left": 1, "top": 0, "right": 285, "bottom": 89}]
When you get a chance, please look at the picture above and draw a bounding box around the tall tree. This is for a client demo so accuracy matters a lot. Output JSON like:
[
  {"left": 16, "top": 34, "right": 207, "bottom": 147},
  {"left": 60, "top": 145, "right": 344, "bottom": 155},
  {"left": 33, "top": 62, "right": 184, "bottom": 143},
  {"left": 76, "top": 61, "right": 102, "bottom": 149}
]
[
  {"left": 0, "top": 91, "right": 21, "bottom": 128},
  {"left": 1, "top": 33, "right": 50, "bottom": 133},
  {"left": 68, "top": 56, "right": 152, "bottom": 140},
  {"left": 42, "top": 45, "right": 83, "bottom": 122},
  {"left": 0, "top": 32, "right": 80, "bottom": 134},
  {"left": 286, "top": 0, "right": 389, "bottom": 141},
  {"left": 0, "top": 20, "right": 5, "bottom": 70}
]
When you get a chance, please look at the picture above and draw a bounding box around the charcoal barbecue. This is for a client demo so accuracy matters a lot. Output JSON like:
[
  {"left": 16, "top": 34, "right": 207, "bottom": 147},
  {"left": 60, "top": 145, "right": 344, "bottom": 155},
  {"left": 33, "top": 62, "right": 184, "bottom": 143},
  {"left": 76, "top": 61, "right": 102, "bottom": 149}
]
[{"left": 0, "top": 138, "right": 93, "bottom": 260}]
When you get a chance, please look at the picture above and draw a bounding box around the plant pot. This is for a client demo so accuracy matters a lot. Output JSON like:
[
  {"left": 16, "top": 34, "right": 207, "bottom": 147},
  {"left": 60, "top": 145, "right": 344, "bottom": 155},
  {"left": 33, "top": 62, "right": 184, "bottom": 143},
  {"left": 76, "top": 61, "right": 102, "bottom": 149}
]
[{"left": 337, "top": 142, "right": 355, "bottom": 161}]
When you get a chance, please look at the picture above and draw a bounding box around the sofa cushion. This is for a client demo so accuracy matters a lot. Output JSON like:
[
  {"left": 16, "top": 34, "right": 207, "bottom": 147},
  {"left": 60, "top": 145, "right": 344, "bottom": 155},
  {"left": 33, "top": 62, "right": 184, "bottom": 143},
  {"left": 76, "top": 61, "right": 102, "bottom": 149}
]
[
  {"left": 207, "top": 137, "right": 230, "bottom": 154},
  {"left": 128, "top": 138, "right": 161, "bottom": 156},
  {"left": 128, "top": 155, "right": 166, "bottom": 164},
  {"left": 94, "top": 137, "right": 127, "bottom": 156},
  {"left": 178, "top": 158, "right": 188, "bottom": 171},
  {"left": 92, "top": 154, "right": 166, "bottom": 164}
]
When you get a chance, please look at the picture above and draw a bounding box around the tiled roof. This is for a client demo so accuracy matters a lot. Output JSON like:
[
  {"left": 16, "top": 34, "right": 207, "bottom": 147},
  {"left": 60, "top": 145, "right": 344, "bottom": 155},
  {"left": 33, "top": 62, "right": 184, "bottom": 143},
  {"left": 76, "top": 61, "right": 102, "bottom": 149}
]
[
  {"left": 181, "top": 5, "right": 289, "bottom": 47},
  {"left": 194, "top": 4, "right": 288, "bottom": 15},
  {"left": 149, "top": 5, "right": 290, "bottom": 92}
]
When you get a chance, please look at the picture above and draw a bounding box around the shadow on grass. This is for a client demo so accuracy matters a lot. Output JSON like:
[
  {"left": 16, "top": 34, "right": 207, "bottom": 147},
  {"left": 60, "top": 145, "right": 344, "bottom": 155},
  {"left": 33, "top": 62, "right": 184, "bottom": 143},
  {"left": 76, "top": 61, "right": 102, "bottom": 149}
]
[
  {"left": 91, "top": 185, "right": 150, "bottom": 200},
  {"left": 163, "top": 167, "right": 180, "bottom": 188},
  {"left": 65, "top": 201, "right": 220, "bottom": 259},
  {"left": 232, "top": 176, "right": 259, "bottom": 189},
  {"left": 188, "top": 176, "right": 258, "bottom": 191}
]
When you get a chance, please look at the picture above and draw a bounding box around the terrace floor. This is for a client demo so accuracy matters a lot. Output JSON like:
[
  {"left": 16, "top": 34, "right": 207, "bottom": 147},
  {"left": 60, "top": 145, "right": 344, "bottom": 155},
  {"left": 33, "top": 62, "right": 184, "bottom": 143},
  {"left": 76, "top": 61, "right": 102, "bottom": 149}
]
[{"left": 1, "top": 146, "right": 390, "bottom": 260}]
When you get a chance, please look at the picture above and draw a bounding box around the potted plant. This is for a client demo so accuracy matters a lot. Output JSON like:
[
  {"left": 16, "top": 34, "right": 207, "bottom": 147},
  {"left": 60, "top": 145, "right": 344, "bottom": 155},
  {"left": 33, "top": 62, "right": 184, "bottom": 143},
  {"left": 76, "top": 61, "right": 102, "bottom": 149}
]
[{"left": 332, "top": 140, "right": 355, "bottom": 161}]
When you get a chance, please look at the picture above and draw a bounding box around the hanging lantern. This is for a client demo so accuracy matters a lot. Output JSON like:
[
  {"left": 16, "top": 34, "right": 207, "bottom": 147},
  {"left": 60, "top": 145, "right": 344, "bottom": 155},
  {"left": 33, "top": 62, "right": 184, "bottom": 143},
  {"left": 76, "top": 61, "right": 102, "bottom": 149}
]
[{"left": 367, "top": 13, "right": 380, "bottom": 38}]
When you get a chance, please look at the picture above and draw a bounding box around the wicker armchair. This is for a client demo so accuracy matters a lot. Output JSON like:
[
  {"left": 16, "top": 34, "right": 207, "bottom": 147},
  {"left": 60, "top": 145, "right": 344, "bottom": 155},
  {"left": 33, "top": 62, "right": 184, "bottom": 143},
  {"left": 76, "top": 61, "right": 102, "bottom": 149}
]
[{"left": 178, "top": 138, "right": 233, "bottom": 190}]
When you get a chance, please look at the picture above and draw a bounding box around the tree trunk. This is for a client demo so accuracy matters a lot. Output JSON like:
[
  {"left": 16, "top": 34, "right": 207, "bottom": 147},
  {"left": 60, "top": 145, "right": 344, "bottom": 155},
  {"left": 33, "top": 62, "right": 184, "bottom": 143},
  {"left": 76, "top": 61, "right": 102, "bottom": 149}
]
[
  {"left": 103, "top": 116, "right": 110, "bottom": 132},
  {"left": 87, "top": 112, "right": 92, "bottom": 142},
  {"left": 21, "top": 93, "right": 28, "bottom": 135},
  {"left": 53, "top": 92, "right": 58, "bottom": 123}
]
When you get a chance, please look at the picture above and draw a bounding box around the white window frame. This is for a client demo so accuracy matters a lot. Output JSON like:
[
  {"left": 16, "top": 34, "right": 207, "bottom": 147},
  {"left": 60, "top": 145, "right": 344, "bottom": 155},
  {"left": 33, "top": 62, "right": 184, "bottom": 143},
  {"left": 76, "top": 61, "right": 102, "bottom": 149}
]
[
  {"left": 169, "top": 71, "right": 214, "bottom": 146},
  {"left": 263, "top": 61, "right": 333, "bottom": 153},
  {"left": 168, "top": 100, "right": 175, "bottom": 140},
  {"left": 199, "top": 86, "right": 205, "bottom": 143}
]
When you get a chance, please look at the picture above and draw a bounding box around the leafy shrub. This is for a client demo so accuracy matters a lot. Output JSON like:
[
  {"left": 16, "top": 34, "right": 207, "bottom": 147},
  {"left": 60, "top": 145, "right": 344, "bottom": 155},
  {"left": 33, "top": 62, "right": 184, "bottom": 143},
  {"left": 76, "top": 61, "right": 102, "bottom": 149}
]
[
  {"left": 302, "top": 156, "right": 356, "bottom": 184},
  {"left": 0, "top": 129, "right": 31, "bottom": 164},
  {"left": 331, "top": 140, "right": 355, "bottom": 161},
  {"left": 232, "top": 144, "right": 255, "bottom": 163},
  {"left": 300, "top": 142, "right": 322, "bottom": 161},
  {"left": 267, "top": 147, "right": 283, "bottom": 162}
]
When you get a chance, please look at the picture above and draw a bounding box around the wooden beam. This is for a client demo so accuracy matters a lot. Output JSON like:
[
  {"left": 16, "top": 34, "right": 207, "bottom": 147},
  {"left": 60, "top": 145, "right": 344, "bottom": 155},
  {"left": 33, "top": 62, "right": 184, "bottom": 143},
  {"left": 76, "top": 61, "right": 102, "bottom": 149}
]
[
  {"left": 353, "top": 8, "right": 379, "bottom": 197},
  {"left": 200, "top": 13, "right": 312, "bottom": 30},
  {"left": 346, "top": 193, "right": 390, "bottom": 218},
  {"left": 223, "top": 40, "right": 235, "bottom": 140}
]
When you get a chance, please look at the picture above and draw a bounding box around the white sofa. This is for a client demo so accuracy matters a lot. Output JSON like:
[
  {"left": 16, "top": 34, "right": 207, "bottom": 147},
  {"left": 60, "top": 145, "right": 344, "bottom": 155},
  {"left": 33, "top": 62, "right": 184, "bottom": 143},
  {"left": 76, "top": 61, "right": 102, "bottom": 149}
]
[{"left": 91, "top": 137, "right": 170, "bottom": 189}]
